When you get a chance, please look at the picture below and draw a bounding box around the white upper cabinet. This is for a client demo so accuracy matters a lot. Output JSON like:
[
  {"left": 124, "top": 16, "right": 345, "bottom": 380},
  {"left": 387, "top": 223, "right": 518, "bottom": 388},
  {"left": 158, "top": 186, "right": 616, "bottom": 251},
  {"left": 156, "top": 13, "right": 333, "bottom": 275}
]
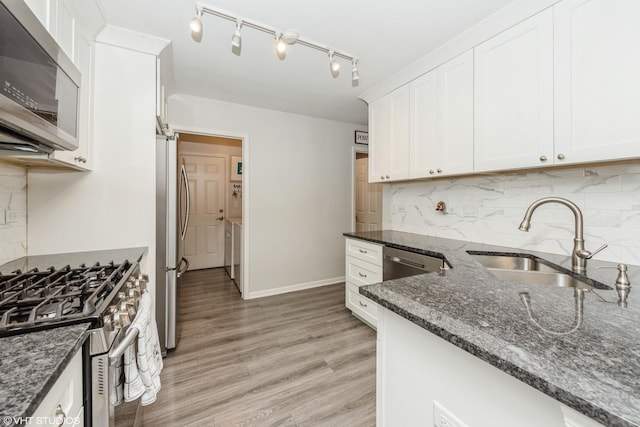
[
  {"left": 369, "top": 85, "right": 410, "bottom": 183},
  {"left": 410, "top": 50, "right": 474, "bottom": 179},
  {"left": 409, "top": 69, "right": 438, "bottom": 179},
  {"left": 474, "top": 9, "right": 554, "bottom": 172},
  {"left": 437, "top": 50, "right": 474, "bottom": 176},
  {"left": 22, "top": 0, "right": 100, "bottom": 170},
  {"left": 554, "top": 0, "right": 640, "bottom": 165}
]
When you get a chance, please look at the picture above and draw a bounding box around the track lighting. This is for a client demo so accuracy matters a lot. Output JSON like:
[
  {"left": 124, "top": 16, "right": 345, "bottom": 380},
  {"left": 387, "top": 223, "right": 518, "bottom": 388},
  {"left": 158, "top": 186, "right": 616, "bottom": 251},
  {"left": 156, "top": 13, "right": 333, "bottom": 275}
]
[
  {"left": 329, "top": 51, "right": 340, "bottom": 78},
  {"left": 189, "top": 2, "right": 359, "bottom": 84},
  {"left": 275, "top": 34, "right": 287, "bottom": 60},
  {"left": 275, "top": 30, "right": 298, "bottom": 61},
  {"left": 351, "top": 58, "right": 359, "bottom": 87},
  {"left": 231, "top": 20, "right": 242, "bottom": 55},
  {"left": 190, "top": 7, "right": 203, "bottom": 43}
]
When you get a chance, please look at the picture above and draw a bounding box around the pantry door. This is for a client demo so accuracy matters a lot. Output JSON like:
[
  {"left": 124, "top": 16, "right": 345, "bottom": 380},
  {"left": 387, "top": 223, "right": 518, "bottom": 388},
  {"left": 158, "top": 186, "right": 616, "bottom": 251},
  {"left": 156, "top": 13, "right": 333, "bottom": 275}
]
[{"left": 182, "top": 155, "right": 226, "bottom": 269}]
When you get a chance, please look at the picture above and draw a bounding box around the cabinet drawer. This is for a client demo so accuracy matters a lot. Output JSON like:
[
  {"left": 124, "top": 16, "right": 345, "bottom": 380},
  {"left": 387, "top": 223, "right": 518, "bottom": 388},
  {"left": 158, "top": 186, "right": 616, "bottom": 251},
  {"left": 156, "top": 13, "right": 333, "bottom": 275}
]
[
  {"left": 346, "top": 256, "right": 383, "bottom": 286},
  {"left": 346, "top": 283, "right": 377, "bottom": 328},
  {"left": 345, "top": 238, "right": 383, "bottom": 265}
]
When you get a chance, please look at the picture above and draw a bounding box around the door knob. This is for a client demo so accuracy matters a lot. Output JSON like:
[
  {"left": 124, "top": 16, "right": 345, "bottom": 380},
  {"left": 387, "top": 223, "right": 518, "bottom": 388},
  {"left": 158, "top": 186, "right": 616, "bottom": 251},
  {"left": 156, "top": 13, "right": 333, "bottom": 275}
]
[{"left": 219, "top": 209, "right": 224, "bottom": 213}]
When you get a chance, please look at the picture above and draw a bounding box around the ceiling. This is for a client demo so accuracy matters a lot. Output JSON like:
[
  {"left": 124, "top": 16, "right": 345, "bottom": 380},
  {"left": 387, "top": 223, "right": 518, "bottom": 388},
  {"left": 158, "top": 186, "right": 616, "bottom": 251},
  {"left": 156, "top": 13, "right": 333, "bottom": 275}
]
[{"left": 96, "top": 0, "right": 518, "bottom": 125}]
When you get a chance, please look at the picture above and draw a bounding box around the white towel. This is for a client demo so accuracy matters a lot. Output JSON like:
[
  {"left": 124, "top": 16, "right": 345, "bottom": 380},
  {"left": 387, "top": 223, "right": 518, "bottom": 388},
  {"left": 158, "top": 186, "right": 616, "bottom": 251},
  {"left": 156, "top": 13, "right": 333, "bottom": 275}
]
[{"left": 123, "top": 291, "right": 163, "bottom": 406}]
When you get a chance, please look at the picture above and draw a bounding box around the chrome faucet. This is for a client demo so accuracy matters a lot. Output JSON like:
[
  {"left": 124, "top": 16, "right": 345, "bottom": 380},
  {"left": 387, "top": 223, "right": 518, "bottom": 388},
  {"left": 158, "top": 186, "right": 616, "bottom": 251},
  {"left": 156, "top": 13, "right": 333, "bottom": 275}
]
[{"left": 518, "top": 197, "right": 607, "bottom": 272}]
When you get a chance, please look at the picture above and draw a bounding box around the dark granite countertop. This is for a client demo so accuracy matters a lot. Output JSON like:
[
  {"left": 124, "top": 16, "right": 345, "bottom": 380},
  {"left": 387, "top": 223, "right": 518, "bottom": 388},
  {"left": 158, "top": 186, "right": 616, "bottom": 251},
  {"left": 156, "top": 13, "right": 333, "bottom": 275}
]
[
  {"left": 0, "top": 247, "right": 148, "bottom": 425},
  {"left": 0, "top": 247, "right": 148, "bottom": 275},
  {"left": 0, "top": 323, "right": 90, "bottom": 424},
  {"left": 345, "top": 230, "right": 640, "bottom": 427}
]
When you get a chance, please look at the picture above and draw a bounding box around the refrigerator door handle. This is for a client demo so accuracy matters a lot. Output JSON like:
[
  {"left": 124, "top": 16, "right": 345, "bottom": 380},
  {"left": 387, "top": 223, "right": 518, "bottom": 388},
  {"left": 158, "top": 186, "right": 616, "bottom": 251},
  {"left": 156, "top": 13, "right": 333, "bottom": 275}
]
[
  {"left": 180, "top": 164, "right": 190, "bottom": 241},
  {"left": 176, "top": 257, "right": 190, "bottom": 278}
]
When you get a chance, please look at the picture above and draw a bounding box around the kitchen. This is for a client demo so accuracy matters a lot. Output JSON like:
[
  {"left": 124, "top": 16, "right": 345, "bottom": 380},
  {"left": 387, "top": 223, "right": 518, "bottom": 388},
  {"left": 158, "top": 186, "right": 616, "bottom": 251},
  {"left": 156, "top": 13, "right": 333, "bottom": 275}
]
[{"left": 0, "top": 0, "right": 639, "bottom": 426}]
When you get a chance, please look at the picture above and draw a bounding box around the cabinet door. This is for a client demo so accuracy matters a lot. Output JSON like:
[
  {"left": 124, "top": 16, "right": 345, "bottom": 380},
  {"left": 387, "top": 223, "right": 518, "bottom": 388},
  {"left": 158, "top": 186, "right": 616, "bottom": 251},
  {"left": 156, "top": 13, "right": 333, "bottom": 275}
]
[
  {"left": 57, "top": 0, "right": 75, "bottom": 59},
  {"left": 368, "top": 96, "right": 391, "bottom": 183},
  {"left": 554, "top": 0, "right": 640, "bottom": 165},
  {"left": 409, "top": 69, "right": 438, "bottom": 179},
  {"left": 438, "top": 49, "right": 474, "bottom": 176},
  {"left": 474, "top": 9, "right": 554, "bottom": 172},
  {"left": 387, "top": 85, "right": 410, "bottom": 181},
  {"left": 369, "top": 86, "right": 410, "bottom": 183},
  {"left": 50, "top": 24, "right": 92, "bottom": 170}
]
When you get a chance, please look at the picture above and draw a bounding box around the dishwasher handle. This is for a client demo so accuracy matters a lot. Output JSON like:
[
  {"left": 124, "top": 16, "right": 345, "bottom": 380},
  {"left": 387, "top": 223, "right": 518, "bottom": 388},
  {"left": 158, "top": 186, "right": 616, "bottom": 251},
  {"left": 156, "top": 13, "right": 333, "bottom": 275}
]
[{"left": 384, "top": 254, "right": 426, "bottom": 271}]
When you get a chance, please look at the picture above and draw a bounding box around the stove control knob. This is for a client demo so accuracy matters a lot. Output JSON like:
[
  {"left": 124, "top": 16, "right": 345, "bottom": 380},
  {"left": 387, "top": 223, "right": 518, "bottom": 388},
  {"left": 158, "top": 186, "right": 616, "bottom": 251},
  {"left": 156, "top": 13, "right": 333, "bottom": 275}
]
[{"left": 108, "top": 305, "right": 118, "bottom": 314}]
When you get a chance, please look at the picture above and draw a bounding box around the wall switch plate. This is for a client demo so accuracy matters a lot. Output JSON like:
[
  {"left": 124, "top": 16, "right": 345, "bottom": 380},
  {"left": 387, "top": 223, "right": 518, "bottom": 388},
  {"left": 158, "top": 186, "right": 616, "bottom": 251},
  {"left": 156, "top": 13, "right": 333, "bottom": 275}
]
[{"left": 434, "top": 401, "right": 469, "bottom": 427}]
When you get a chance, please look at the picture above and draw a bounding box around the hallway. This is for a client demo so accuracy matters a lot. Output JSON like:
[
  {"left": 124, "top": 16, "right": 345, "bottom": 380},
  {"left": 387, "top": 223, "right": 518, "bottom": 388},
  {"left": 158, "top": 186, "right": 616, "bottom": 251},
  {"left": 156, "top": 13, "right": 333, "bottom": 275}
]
[{"left": 137, "top": 268, "right": 376, "bottom": 426}]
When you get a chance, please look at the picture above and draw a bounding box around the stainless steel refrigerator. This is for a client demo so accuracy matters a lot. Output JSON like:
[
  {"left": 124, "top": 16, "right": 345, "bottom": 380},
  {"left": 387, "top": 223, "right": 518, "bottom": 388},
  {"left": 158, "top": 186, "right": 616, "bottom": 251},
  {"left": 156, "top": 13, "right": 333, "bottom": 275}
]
[{"left": 156, "top": 134, "right": 190, "bottom": 353}]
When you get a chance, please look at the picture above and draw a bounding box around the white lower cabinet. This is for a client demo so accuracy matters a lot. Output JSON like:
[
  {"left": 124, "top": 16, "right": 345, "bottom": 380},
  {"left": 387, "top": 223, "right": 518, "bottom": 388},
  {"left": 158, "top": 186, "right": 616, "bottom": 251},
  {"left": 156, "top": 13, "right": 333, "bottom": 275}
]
[
  {"left": 29, "top": 349, "right": 84, "bottom": 426},
  {"left": 345, "top": 238, "right": 382, "bottom": 328},
  {"left": 377, "top": 308, "right": 604, "bottom": 427}
]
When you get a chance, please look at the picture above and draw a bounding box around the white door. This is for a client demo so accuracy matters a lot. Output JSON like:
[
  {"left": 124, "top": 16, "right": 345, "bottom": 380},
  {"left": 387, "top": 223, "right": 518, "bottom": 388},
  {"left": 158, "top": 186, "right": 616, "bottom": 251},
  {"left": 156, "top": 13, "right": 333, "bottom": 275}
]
[
  {"left": 474, "top": 9, "right": 554, "bottom": 172},
  {"left": 356, "top": 156, "right": 382, "bottom": 232},
  {"left": 554, "top": 0, "right": 640, "bottom": 165},
  {"left": 182, "top": 155, "right": 226, "bottom": 270}
]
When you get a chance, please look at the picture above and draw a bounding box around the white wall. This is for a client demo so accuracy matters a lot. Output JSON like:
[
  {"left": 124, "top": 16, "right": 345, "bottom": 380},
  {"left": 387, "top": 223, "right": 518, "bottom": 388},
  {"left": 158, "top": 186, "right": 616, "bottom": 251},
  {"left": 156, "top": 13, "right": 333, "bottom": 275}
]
[
  {"left": 0, "top": 161, "right": 27, "bottom": 264},
  {"left": 171, "top": 94, "right": 366, "bottom": 297},
  {"left": 27, "top": 42, "right": 157, "bottom": 293},
  {"left": 384, "top": 162, "right": 640, "bottom": 265}
]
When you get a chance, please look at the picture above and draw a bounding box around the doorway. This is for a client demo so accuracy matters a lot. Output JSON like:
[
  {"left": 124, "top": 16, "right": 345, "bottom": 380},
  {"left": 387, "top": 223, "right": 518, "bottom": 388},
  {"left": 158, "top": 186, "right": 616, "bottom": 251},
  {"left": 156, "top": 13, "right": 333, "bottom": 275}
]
[
  {"left": 354, "top": 151, "right": 382, "bottom": 232},
  {"left": 178, "top": 133, "right": 243, "bottom": 271}
]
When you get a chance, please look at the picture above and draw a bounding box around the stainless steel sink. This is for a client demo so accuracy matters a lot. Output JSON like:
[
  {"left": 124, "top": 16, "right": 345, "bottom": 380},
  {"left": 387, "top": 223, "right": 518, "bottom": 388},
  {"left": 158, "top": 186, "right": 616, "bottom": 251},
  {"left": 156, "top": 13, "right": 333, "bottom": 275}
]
[{"left": 467, "top": 252, "right": 612, "bottom": 290}]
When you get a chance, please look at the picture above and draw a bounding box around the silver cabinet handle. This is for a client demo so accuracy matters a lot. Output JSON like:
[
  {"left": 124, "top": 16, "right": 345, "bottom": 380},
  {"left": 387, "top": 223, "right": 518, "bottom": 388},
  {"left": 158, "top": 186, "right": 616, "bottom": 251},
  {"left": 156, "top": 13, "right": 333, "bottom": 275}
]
[
  {"left": 429, "top": 170, "right": 435, "bottom": 174},
  {"left": 358, "top": 249, "right": 368, "bottom": 254},
  {"left": 380, "top": 175, "right": 385, "bottom": 180},
  {"left": 55, "top": 404, "right": 66, "bottom": 427},
  {"left": 437, "top": 168, "right": 442, "bottom": 173},
  {"left": 358, "top": 272, "right": 367, "bottom": 278},
  {"left": 359, "top": 301, "right": 368, "bottom": 308},
  {"left": 539, "top": 155, "right": 548, "bottom": 162},
  {"left": 557, "top": 153, "right": 565, "bottom": 160},
  {"left": 74, "top": 156, "right": 87, "bottom": 163},
  {"left": 385, "top": 174, "right": 390, "bottom": 179}
]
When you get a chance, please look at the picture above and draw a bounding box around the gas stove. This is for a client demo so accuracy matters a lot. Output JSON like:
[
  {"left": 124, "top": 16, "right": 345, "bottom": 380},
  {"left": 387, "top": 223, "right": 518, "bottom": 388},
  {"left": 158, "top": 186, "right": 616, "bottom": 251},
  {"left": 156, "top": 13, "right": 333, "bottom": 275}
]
[{"left": 0, "top": 260, "right": 137, "bottom": 337}]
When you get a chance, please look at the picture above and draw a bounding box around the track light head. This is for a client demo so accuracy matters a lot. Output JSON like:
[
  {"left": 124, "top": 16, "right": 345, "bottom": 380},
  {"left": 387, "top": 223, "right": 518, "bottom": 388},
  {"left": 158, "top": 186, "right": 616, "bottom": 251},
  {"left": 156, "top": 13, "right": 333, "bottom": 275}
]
[
  {"left": 329, "top": 51, "right": 340, "bottom": 78},
  {"left": 231, "top": 20, "right": 242, "bottom": 55},
  {"left": 275, "top": 30, "right": 298, "bottom": 61},
  {"left": 275, "top": 34, "right": 287, "bottom": 60},
  {"left": 190, "top": 7, "right": 203, "bottom": 42},
  {"left": 351, "top": 58, "right": 360, "bottom": 87}
]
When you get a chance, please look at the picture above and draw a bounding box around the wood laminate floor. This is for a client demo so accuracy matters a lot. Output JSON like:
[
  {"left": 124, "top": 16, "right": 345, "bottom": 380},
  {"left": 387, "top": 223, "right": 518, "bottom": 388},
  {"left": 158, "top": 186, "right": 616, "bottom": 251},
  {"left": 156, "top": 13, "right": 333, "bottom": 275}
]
[{"left": 134, "top": 268, "right": 376, "bottom": 427}]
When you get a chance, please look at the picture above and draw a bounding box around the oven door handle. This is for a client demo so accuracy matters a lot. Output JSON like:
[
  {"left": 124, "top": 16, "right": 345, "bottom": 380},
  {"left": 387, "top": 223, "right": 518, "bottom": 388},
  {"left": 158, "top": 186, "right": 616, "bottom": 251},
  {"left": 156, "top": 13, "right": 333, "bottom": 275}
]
[{"left": 108, "top": 327, "right": 139, "bottom": 366}]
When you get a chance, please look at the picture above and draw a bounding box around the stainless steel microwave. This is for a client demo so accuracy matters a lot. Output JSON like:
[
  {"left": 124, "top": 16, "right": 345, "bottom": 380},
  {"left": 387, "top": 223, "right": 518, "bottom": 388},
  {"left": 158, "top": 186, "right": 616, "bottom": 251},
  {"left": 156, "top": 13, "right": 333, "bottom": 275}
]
[{"left": 0, "top": 0, "right": 80, "bottom": 154}]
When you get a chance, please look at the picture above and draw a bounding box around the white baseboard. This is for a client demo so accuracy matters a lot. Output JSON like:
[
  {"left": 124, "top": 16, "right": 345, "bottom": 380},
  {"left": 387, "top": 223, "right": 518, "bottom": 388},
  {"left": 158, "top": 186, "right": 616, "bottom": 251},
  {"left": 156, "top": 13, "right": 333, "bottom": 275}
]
[{"left": 246, "top": 276, "right": 345, "bottom": 299}]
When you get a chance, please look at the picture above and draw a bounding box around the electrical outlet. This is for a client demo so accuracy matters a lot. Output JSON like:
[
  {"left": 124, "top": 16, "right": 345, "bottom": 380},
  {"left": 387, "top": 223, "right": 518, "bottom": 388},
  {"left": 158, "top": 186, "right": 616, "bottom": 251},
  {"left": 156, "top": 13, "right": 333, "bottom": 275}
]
[{"left": 434, "top": 401, "right": 469, "bottom": 427}]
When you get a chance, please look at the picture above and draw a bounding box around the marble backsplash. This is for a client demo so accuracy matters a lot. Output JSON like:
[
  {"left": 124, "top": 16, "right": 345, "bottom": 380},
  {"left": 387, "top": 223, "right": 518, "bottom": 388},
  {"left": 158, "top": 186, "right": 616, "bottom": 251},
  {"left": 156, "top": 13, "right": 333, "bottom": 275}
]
[
  {"left": 0, "top": 161, "right": 27, "bottom": 265},
  {"left": 384, "top": 162, "right": 640, "bottom": 266}
]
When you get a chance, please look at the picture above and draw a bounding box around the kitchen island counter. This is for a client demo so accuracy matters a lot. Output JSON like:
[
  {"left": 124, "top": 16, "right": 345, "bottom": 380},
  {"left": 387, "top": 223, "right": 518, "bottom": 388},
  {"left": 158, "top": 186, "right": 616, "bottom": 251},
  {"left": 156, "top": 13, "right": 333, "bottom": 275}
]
[
  {"left": 0, "top": 323, "right": 90, "bottom": 424},
  {"left": 345, "top": 230, "right": 640, "bottom": 427}
]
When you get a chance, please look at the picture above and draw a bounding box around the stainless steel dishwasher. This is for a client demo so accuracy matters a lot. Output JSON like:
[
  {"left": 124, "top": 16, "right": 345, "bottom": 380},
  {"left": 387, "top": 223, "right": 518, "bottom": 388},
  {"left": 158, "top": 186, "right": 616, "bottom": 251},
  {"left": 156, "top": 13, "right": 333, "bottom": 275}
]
[{"left": 383, "top": 246, "right": 445, "bottom": 280}]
